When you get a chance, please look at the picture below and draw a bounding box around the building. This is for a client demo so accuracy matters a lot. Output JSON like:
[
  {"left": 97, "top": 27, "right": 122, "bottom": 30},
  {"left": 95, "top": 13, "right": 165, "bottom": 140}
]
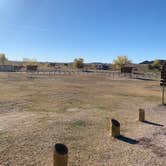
[
  {"left": 0, "top": 65, "right": 15, "bottom": 72},
  {"left": 13, "top": 65, "right": 25, "bottom": 72},
  {"left": 26, "top": 65, "right": 38, "bottom": 71},
  {"left": 121, "top": 66, "right": 138, "bottom": 73},
  {"left": 95, "top": 63, "right": 110, "bottom": 70},
  {"left": 0, "top": 65, "right": 25, "bottom": 72}
]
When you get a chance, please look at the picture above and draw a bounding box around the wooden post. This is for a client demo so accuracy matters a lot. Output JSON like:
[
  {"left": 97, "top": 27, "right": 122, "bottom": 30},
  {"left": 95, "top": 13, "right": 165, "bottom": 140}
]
[
  {"left": 139, "top": 109, "right": 145, "bottom": 122},
  {"left": 162, "top": 86, "right": 165, "bottom": 105},
  {"left": 53, "top": 143, "right": 68, "bottom": 166},
  {"left": 109, "top": 119, "right": 120, "bottom": 137}
]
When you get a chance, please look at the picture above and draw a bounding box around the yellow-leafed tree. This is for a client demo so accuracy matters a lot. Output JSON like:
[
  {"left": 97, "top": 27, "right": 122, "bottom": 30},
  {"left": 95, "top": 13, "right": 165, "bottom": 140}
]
[
  {"left": 0, "top": 53, "right": 8, "bottom": 65},
  {"left": 113, "top": 56, "right": 131, "bottom": 69}
]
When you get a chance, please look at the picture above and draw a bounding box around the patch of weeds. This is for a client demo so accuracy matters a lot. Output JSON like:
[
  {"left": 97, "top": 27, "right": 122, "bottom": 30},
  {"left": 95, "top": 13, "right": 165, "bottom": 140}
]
[
  {"left": 98, "top": 105, "right": 107, "bottom": 110},
  {"left": 0, "top": 131, "right": 10, "bottom": 141},
  {"left": 55, "top": 109, "right": 66, "bottom": 113},
  {"left": 0, "top": 131, "right": 6, "bottom": 136},
  {"left": 144, "top": 96, "right": 160, "bottom": 102},
  {"left": 70, "top": 120, "right": 86, "bottom": 128}
]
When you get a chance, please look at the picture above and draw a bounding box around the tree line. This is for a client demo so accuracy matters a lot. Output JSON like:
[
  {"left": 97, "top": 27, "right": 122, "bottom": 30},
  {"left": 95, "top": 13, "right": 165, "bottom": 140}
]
[{"left": 0, "top": 53, "right": 164, "bottom": 70}]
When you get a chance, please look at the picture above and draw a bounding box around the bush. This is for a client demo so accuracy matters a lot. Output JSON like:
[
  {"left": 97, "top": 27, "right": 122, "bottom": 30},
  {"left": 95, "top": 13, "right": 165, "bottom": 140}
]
[
  {"left": 0, "top": 53, "right": 8, "bottom": 65},
  {"left": 113, "top": 56, "right": 131, "bottom": 69},
  {"left": 148, "top": 60, "right": 161, "bottom": 70},
  {"left": 73, "top": 58, "right": 84, "bottom": 69},
  {"left": 152, "top": 60, "right": 161, "bottom": 70}
]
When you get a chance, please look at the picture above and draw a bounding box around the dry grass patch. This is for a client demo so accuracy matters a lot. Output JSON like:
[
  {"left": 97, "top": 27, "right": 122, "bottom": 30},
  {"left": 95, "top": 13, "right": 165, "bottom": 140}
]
[{"left": 0, "top": 73, "right": 165, "bottom": 166}]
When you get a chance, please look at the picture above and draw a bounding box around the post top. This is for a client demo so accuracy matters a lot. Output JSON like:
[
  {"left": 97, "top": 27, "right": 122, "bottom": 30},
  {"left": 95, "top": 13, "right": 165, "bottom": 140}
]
[
  {"left": 111, "top": 119, "right": 120, "bottom": 127},
  {"left": 54, "top": 143, "right": 68, "bottom": 155}
]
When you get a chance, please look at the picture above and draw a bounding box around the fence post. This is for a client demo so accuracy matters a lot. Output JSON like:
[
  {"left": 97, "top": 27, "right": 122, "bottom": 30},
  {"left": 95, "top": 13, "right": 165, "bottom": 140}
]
[
  {"left": 139, "top": 109, "right": 145, "bottom": 122},
  {"left": 162, "top": 86, "right": 165, "bottom": 105},
  {"left": 53, "top": 143, "right": 68, "bottom": 166},
  {"left": 109, "top": 119, "right": 120, "bottom": 137}
]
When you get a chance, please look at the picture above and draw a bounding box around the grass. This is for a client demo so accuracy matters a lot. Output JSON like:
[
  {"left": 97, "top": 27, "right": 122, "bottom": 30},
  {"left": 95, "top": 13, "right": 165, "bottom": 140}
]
[
  {"left": 0, "top": 73, "right": 165, "bottom": 166},
  {"left": 0, "top": 131, "right": 12, "bottom": 145},
  {"left": 69, "top": 120, "right": 86, "bottom": 128}
]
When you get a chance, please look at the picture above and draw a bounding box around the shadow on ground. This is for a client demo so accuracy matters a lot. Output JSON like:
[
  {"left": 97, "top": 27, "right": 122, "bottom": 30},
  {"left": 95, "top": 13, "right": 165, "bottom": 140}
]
[
  {"left": 158, "top": 104, "right": 166, "bottom": 107},
  {"left": 116, "top": 135, "right": 139, "bottom": 145},
  {"left": 143, "top": 120, "right": 164, "bottom": 127},
  {"left": 134, "top": 78, "right": 156, "bottom": 81}
]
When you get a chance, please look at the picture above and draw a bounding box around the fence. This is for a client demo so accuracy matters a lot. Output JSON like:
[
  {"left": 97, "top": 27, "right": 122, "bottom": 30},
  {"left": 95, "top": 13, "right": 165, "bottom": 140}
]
[{"left": 27, "top": 69, "right": 159, "bottom": 80}]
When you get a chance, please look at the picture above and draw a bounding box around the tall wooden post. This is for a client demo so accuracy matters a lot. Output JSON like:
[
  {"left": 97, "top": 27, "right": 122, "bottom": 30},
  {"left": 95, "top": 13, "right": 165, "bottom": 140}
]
[
  {"left": 162, "top": 86, "right": 165, "bottom": 105},
  {"left": 161, "top": 62, "right": 166, "bottom": 105},
  {"left": 53, "top": 143, "right": 68, "bottom": 166}
]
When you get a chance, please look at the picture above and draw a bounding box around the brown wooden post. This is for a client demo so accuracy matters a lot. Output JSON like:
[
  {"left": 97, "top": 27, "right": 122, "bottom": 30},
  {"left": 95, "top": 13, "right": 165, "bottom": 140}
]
[
  {"left": 109, "top": 119, "right": 120, "bottom": 137},
  {"left": 162, "top": 86, "right": 165, "bottom": 105},
  {"left": 139, "top": 108, "right": 145, "bottom": 122},
  {"left": 53, "top": 143, "right": 68, "bottom": 166},
  {"left": 161, "top": 62, "right": 166, "bottom": 105}
]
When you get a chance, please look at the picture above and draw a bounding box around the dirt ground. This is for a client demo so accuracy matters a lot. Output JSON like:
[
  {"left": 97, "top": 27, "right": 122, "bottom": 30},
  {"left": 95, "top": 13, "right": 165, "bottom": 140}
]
[{"left": 0, "top": 72, "right": 165, "bottom": 166}]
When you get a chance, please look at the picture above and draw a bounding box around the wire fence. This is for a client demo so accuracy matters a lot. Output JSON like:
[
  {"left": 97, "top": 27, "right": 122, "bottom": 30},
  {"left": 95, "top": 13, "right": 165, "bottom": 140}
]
[{"left": 27, "top": 69, "right": 160, "bottom": 80}]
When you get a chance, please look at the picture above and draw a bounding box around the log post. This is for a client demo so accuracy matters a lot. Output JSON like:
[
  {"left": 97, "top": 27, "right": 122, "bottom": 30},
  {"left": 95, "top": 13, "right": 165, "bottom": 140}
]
[
  {"left": 53, "top": 143, "right": 68, "bottom": 166},
  {"left": 162, "top": 86, "right": 165, "bottom": 105},
  {"left": 109, "top": 119, "right": 120, "bottom": 137},
  {"left": 139, "top": 109, "right": 145, "bottom": 122}
]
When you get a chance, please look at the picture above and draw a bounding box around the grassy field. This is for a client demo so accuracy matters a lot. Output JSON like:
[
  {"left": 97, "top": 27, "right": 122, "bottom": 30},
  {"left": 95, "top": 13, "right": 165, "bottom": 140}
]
[{"left": 0, "top": 72, "right": 165, "bottom": 166}]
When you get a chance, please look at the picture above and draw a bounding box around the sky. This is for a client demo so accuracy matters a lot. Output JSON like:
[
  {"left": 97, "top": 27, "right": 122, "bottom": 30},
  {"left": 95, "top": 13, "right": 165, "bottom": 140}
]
[{"left": 0, "top": 0, "right": 166, "bottom": 63}]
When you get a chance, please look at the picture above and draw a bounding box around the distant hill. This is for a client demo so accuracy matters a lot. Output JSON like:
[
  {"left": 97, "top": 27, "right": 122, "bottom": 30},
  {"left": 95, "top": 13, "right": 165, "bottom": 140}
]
[
  {"left": 140, "top": 60, "right": 166, "bottom": 65},
  {"left": 139, "top": 60, "right": 153, "bottom": 64}
]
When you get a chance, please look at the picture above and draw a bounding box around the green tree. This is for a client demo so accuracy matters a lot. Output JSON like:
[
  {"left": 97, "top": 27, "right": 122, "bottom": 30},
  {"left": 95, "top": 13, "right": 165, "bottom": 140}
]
[
  {"left": 73, "top": 58, "right": 84, "bottom": 69},
  {"left": 0, "top": 53, "right": 8, "bottom": 65},
  {"left": 113, "top": 56, "right": 131, "bottom": 69}
]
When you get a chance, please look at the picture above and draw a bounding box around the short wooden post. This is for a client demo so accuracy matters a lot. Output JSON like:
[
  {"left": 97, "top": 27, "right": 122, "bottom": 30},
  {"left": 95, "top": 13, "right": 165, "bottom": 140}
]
[
  {"left": 109, "top": 119, "right": 120, "bottom": 137},
  {"left": 53, "top": 143, "right": 68, "bottom": 166},
  {"left": 139, "top": 109, "right": 145, "bottom": 122}
]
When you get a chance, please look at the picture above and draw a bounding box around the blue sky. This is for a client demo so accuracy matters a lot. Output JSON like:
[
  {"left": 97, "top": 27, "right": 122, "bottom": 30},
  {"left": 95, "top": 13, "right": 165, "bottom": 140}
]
[{"left": 0, "top": 0, "right": 166, "bottom": 63}]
